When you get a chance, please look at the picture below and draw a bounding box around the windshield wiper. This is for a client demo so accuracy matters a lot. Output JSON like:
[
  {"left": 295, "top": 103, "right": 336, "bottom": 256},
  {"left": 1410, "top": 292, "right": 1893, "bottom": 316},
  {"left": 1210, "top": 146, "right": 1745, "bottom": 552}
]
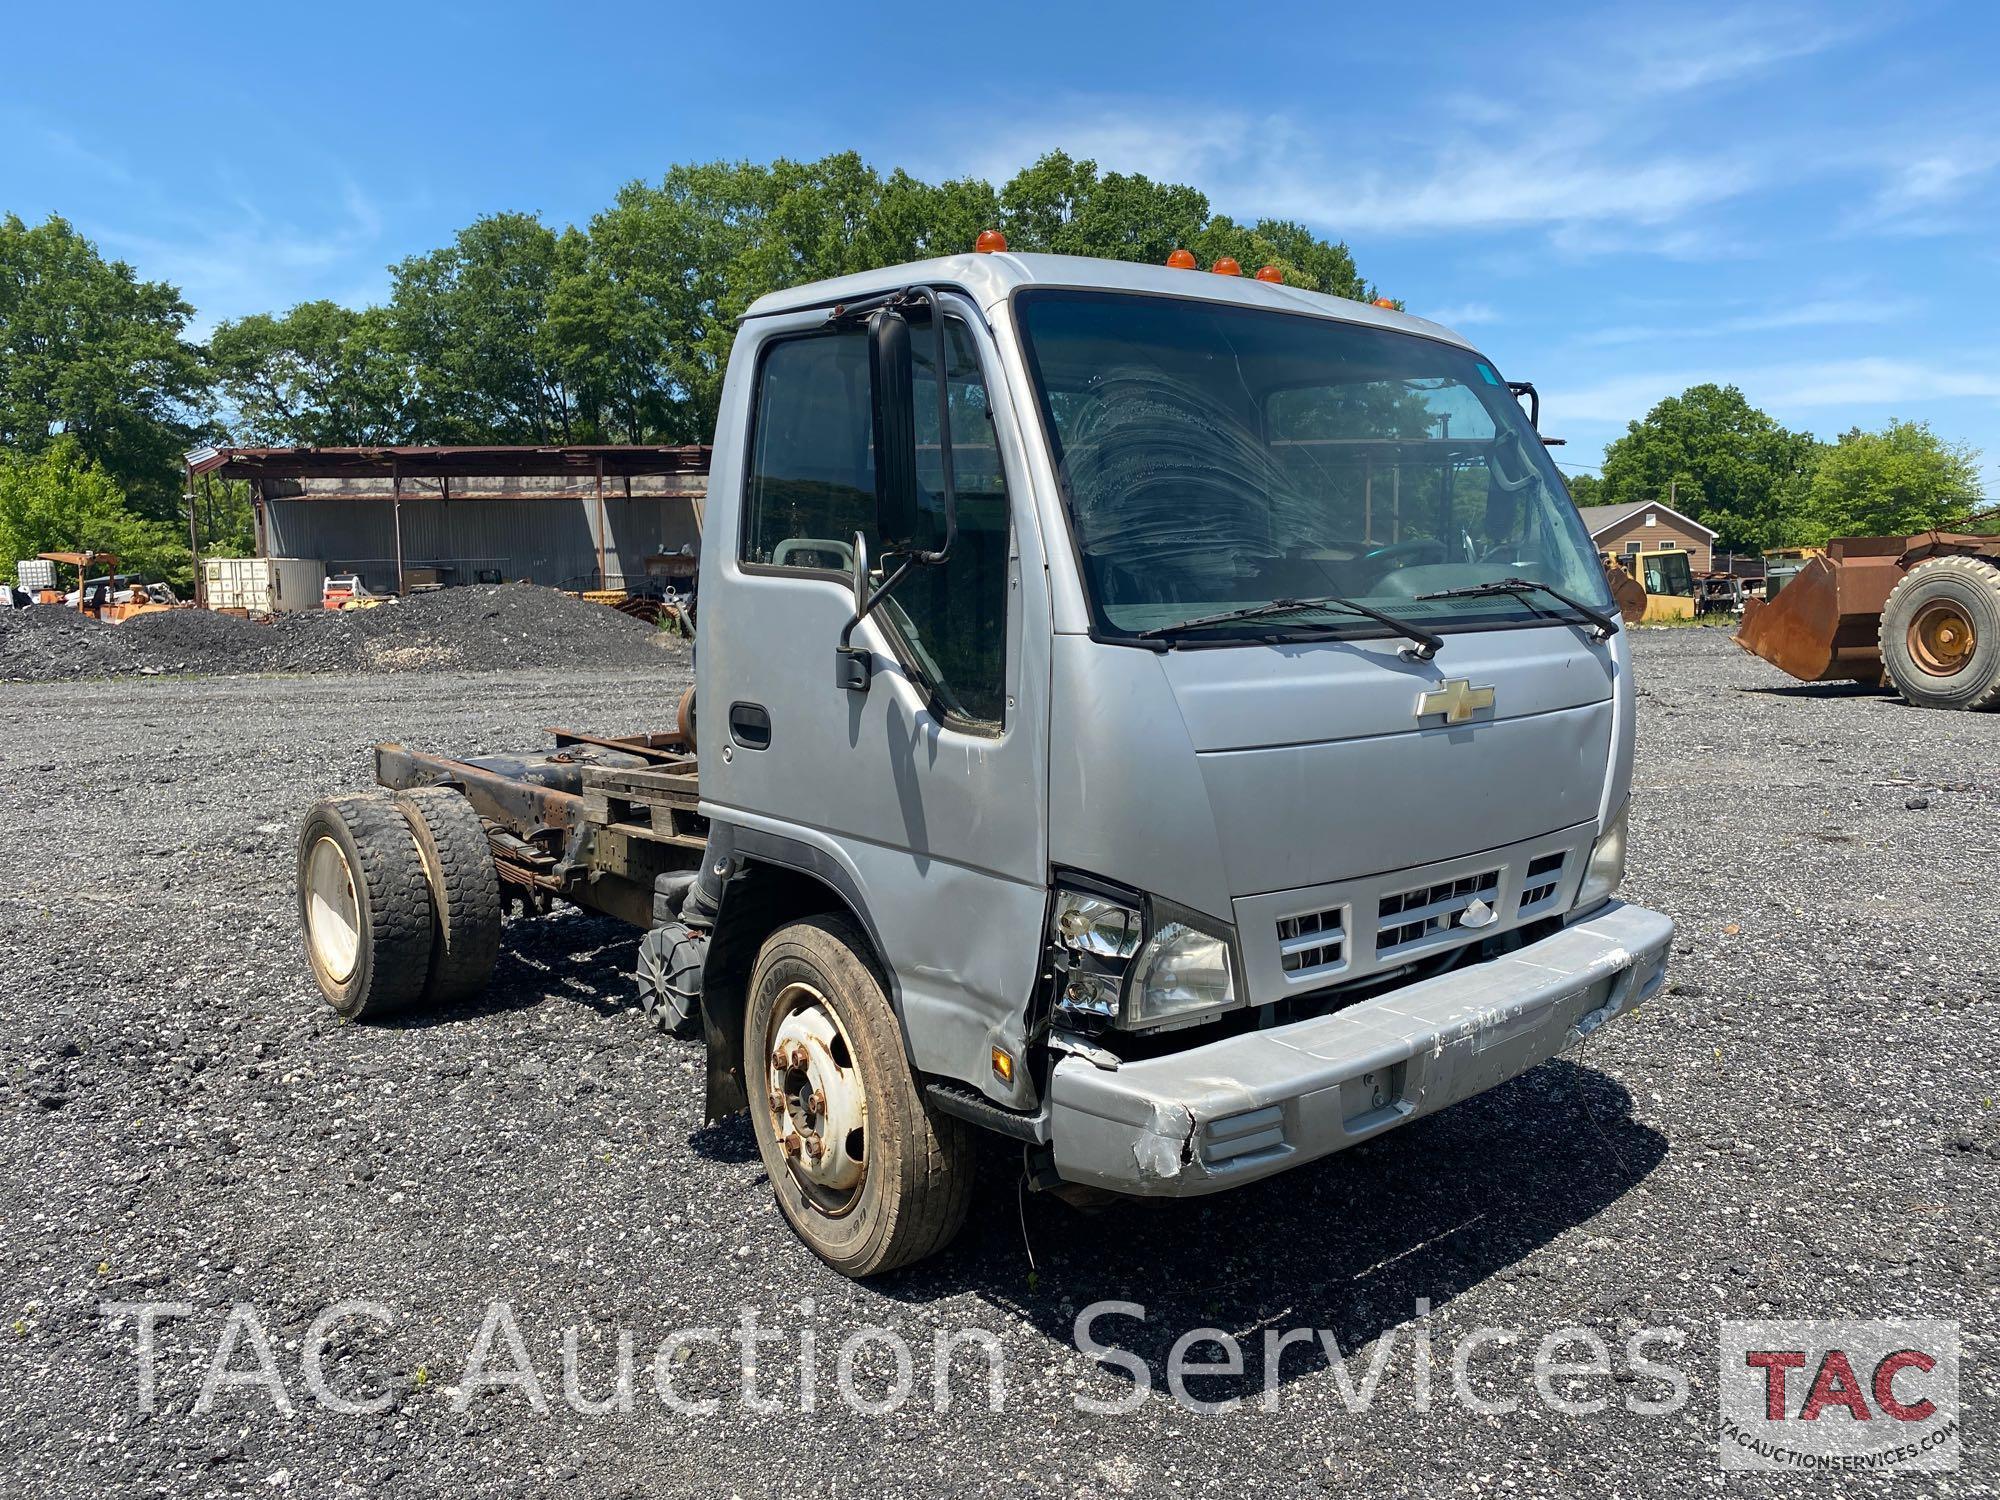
[
  {"left": 1137, "top": 595, "right": 1443, "bottom": 659},
  {"left": 1415, "top": 577, "right": 1618, "bottom": 641}
]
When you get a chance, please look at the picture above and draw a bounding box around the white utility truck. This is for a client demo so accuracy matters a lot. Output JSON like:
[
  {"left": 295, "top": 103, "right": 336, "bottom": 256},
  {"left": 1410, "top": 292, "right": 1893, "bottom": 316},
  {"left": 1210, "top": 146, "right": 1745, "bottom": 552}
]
[{"left": 298, "top": 242, "right": 1672, "bottom": 1276}]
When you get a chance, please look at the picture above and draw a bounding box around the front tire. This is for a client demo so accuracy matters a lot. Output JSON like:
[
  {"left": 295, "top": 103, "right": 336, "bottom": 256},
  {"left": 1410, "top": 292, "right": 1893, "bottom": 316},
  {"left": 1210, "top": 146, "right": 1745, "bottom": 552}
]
[
  {"left": 743, "top": 916, "right": 972, "bottom": 1277},
  {"left": 1879, "top": 555, "right": 2000, "bottom": 710}
]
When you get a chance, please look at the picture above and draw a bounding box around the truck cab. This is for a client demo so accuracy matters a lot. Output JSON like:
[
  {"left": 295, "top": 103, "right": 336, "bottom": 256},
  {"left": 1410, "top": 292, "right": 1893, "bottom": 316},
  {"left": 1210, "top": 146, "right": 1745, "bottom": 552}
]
[{"left": 691, "top": 249, "right": 1671, "bottom": 1267}]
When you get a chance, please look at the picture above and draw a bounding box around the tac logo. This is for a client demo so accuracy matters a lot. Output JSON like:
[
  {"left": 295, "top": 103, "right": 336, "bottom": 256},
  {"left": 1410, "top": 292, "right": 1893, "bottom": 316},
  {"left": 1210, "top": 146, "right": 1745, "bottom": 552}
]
[{"left": 1719, "top": 1319, "right": 1960, "bottom": 1473}]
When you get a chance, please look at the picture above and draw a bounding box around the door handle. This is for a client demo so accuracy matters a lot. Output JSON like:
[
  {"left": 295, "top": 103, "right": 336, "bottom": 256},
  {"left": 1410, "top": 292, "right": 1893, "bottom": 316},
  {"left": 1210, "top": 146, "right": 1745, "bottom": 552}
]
[{"left": 728, "top": 702, "right": 772, "bottom": 750}]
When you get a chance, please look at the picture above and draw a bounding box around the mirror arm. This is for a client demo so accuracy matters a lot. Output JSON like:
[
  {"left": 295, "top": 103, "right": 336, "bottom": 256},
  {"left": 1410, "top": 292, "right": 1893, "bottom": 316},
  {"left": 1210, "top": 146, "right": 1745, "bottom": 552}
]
[{"left": 836, "top": 531, "right": 918, "bottom": 692}]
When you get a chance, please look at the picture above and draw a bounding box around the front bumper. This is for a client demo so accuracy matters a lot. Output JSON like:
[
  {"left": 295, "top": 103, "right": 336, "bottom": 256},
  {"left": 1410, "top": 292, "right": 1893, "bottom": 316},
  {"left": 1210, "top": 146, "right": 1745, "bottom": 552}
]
[{"left": 1048, "top": 900, "right": 1672, "bottom": 1197}]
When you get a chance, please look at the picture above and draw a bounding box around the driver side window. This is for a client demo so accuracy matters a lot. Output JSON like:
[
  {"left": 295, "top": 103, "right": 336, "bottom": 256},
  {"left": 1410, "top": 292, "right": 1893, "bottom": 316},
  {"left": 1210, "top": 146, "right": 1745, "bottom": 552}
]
[{"left": 741, "top": 319, "right": 1011, "bottom": 733}]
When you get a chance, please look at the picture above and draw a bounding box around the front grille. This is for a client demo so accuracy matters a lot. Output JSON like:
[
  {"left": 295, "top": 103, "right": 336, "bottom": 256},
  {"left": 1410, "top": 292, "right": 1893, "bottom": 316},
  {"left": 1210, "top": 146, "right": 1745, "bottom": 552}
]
[
  {"left": 1275, "top": 905, "right": 1346, "bottom": 981},
  {"left": 1518, "top": 852, "right": 1567, "bottom": 914},
  {"left": 1377, "top": 868, "right": 1501, "bottom": 955},
  {"left": 1232, "top": 827, "right": 1594, "bottom": 1006}
]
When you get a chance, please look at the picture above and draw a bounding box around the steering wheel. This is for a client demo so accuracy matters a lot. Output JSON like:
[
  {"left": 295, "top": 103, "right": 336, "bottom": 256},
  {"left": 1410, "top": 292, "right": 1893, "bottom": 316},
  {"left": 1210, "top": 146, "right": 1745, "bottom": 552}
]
[{"left": 1363, "top": 538, "right": 1447, "bottom": 568}]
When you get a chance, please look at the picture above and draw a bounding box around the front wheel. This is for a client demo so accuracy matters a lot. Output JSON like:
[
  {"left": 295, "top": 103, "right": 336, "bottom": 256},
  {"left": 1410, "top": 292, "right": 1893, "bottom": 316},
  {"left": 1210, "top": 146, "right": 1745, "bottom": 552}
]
[{"left": 743, "top": 916, "right": 972, "bottom": 1277}]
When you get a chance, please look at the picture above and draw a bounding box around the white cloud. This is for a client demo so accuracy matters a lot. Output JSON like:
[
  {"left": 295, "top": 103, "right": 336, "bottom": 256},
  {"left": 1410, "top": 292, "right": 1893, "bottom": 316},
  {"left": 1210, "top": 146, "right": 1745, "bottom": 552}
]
[
  {"left": 1428, "top": 301, "right": 1501, "bottom": 328},
  {"left": 89, "top": 177, "right": 388, "bottom": 332},
  {"left": 1608, "top": 9, "right": 1864, "bottom": 96},
  {"left": 1552, "top": 357, "right": 2000, "bottom": 425},
  {"left": 958, "top": 105, "right": 1759, "bottom": 240},
  {"left": 1577, "top": 295, "right": 1922, "bottom": 346},
  {"left": 1848, "top": 139, "right": 2000, "bottom": 234}
]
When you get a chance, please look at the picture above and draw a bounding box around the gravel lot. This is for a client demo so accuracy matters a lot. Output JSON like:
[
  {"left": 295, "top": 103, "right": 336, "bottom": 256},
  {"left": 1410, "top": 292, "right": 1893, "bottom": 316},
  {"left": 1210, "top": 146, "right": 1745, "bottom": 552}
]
[
  {"left": 0, "top": 585, "right": 681, "bottom": 682},
  {"left": 0, "top": 628, "right": 1993, "bottom": 1497}
]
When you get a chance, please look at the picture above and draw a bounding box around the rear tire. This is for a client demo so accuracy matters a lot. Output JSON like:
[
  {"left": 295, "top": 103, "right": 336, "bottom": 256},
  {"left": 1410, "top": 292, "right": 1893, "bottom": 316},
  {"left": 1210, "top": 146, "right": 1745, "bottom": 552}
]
[
  {"left": 743, "top": 916, "right": 972, "bottom": 1277},
  {"left": 297, "top": 793, "right": 434, "bottom": 1020},
  {"left": 394, "top": 787, "right": 503, "bottom": 1005},
  {"left": 1879, "top": 556, "right": 2000, "bottom": 710}
]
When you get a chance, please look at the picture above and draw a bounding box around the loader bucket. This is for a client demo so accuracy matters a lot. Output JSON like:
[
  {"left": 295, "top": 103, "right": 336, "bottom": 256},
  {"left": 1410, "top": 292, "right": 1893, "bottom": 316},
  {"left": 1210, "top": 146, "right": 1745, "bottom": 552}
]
[
  {"left": 1733, "top": 544, "right": 1905, "bottom": 685},
  {"left": 1602, "top": 557, "right": 1648, "bottom": 624}
]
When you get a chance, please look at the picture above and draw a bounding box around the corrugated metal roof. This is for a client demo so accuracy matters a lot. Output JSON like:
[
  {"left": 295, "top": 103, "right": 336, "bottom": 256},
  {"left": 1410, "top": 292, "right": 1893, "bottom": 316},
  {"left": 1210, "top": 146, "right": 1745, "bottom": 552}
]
[{"left": 189, "top": 445, "right": 711, "bottom": 481}]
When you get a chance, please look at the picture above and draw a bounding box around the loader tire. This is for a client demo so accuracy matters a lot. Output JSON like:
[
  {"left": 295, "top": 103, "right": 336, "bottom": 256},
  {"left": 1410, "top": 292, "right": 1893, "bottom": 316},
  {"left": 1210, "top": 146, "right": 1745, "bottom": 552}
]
[
  {"left": 1879, "top": 556, "right": 2000, "bottom": 711},
  {"left": 744, "top": 916, "right": 972, "bottom": 1277},
  {"left": 298, "top": 793, "right": 434, "bottom": 1020},
  {"left": 394, "top": 787, "right": 504, "bottom": 1005}
]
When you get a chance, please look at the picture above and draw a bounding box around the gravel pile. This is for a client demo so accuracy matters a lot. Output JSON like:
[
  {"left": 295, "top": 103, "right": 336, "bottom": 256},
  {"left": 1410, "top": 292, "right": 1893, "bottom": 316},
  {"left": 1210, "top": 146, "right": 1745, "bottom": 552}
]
[
  {"left": 0, "top": 630, "right": 1992, "bottom": 1497},
  {"left": 0, "top": 585, "right": 683, "bottom": 681}
]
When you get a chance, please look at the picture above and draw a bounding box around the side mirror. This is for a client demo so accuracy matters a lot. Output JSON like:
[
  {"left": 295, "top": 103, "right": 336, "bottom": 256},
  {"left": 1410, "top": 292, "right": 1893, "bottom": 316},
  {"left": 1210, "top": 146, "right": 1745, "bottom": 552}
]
[{"left": 869, "top": 308, "right": 920, "bottom": 551}]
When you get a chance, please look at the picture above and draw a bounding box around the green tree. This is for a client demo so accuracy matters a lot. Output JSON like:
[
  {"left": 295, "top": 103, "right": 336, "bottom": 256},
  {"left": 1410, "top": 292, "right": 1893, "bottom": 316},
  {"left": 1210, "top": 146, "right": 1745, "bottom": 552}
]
[
  {"left": 0, "top": 214, "right": 207, "bottom": 520},
  {"left": 1564, "top": 471, "right": 1605, "bottom": 507},
  {"left": 386, "top": 213, "right": 591, "bottom": 443},
  {"left": 1594, "top": 383, "right": 1819, "bottom": 551},
  {"left": 1804, "top": 420, "right": 1983, "bottom": 540},
  {"left": 0, "top": 439, "right": 186, "bottom": 584},
  {"left": 209, "top": 301, "right": 407, "bottom": 445}
]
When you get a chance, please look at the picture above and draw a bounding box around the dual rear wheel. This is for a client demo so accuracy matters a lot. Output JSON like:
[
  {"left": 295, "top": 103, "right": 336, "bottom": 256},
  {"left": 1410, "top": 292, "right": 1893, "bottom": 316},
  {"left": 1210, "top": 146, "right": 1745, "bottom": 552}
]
[{"left": 297, "top": 788, "right": 502, "bottom": 1019}]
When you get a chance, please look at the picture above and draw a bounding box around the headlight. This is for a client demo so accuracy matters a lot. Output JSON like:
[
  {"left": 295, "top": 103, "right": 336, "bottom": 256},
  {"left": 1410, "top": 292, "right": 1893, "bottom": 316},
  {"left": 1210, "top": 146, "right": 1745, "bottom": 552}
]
[
  {"left": 1051, "top": 890, "right": 1141, "bottom": 960},
  {"left": 1571, "top": 802, "right": 1628, "bottom": 913},
  {"left": 1047, "top": 882, "right": 1242, "bottom": 1033},
  {"left": 1127, "top": 920, "right": 1237, "bottom": 1028}
]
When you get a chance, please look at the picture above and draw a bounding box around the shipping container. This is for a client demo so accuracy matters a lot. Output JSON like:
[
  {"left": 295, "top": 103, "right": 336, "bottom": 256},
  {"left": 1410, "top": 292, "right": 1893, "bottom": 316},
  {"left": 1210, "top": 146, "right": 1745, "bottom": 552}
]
[{"left": 202, "top": 556, "right": 326, "bottom": 614}]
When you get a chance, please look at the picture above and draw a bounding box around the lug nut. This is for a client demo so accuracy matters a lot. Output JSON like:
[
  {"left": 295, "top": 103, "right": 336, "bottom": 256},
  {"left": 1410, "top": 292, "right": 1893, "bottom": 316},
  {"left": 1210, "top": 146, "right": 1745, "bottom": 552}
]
[
  {"left": 803, "top": 1133, "right": 825, "bottom": 1161},
  {"left": 780, "top": 1135, "right": 801, "bottom": 1157},
  {"left": 807, "top": 1089, "right": 826, "bottom": 1116}
]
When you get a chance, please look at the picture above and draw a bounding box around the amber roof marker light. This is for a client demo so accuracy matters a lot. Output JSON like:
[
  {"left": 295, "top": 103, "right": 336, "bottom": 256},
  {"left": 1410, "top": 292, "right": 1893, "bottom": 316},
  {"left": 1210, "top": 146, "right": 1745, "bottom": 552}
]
[
  {"left": 1255, "top": 264, "right": 1284, "bottom": 283},
  {"left": 974, "top": 229, "right": 1008, "bottom": 253},
  {"left": 1211, "top": 256, "right": 1242, "bottom": 276},
  {"left": 1372, "top": 297, "right": 1398, "bottom": 309},
  {"left": 1166, "top": 248, "right": 1198, "bottom": 269}
]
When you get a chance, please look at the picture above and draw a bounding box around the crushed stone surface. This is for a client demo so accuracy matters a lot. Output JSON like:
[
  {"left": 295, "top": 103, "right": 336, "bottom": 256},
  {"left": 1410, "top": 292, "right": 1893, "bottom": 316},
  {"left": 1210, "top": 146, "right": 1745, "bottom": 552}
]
[{"left": 0, "top": 628, "right": 1992, "bottom": 1497}]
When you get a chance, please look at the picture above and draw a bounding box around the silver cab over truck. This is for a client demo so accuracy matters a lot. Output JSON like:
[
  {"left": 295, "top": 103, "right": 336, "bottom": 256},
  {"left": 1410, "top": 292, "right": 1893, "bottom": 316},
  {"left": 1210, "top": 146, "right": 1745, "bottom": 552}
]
[{"left": 299, "top": 246, "right": 1673, "bottom": 1277}]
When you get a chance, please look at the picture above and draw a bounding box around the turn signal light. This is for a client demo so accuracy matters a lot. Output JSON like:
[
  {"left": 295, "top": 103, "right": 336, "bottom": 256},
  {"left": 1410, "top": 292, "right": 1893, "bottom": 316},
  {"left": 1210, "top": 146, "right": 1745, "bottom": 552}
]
[
  {"left": 1212, "top": 256, "right": 1242, "bottom": 276},
  {"left": 991, "top": 1047, "right": 1015, "bottom": 1084},
  {"left": 975, "top": 228, "right": 1008, "bottom": 253},
  {"left": 1166, "top": 248, "right": 1198, "bottom": 269},
  {"left": 1372, "top": 297, "right": 1397, "bottom": 309},
  {"left": 1255, "top": 264, "right": 1284, "bottom": 283}
]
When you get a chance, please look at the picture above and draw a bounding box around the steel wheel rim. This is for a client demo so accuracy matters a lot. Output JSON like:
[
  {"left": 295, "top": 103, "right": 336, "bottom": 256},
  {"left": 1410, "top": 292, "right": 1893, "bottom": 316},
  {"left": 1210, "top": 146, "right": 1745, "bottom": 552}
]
[
  {"left": 1908, "top": 599, "right": 1977, "bottom": 676},
  {"left": 763, "top": 980, "right": 868, "bottom": 1216},
  {"left": 305, "top": 836, "right": 361, "bottom": 983}
]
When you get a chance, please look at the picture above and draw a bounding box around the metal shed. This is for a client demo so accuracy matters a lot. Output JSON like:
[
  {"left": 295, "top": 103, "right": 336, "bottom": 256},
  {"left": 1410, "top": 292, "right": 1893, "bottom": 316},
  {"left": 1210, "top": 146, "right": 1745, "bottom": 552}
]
[{"left": 184, "top": 445, "right": 710, "bottom": 600}]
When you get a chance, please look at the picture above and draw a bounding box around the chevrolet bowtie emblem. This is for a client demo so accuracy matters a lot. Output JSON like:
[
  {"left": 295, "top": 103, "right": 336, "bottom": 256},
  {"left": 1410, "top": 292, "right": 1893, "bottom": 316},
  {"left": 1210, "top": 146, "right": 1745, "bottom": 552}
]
[{"left": 1416, "top": 678, "right": 1496, "bottom": 724}]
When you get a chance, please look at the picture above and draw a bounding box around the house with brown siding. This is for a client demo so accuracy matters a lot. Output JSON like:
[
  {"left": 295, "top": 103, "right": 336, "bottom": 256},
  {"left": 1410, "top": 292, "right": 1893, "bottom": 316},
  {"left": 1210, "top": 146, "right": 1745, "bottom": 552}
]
[{"left": 1575, "top": 500, "right": 1718, "bottom": 573}]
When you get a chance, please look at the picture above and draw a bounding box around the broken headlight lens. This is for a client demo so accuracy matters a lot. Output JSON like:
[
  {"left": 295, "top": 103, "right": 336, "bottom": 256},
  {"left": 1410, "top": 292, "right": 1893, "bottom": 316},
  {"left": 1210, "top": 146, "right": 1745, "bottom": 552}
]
[
  {"left": 1052, "top": 890, "right": 1142, "bottom": 960},
  {"left": 1127, "top": 921, "right": 1236, "bottom": 1028},
  {"left": 1047, "top": 882, "right": 1243, "bottom": 1034},
  {"left": 1049, "top": 885, "right": 1143, "bottom": 1031},
  {"left": 1572, "top": 802, "right": 1628, "bottom": 914}
]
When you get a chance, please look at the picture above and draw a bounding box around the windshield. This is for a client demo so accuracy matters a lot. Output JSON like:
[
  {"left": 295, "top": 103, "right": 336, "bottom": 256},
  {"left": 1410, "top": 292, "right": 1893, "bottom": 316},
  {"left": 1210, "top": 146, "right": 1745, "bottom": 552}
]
[
  {"left": 1013, "top": 290, "right": 1611, "bottom": 643},
  {"left": 1642, "top": 551, "right": 1694, "bottom": 596}
]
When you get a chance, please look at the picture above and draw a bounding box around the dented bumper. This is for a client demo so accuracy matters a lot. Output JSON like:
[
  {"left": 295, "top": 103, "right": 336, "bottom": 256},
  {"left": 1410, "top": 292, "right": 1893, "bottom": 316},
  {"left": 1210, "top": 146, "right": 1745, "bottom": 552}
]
[{"left": 1047, "top": 900, "right": 1673, "bottom": 1197}]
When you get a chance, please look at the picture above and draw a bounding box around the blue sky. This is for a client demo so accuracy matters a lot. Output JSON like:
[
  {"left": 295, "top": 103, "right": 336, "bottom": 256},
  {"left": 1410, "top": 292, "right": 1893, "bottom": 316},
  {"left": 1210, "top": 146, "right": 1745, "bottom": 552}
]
[{"left": 5, "top": 1, "right": 1998, "bottom": 490}]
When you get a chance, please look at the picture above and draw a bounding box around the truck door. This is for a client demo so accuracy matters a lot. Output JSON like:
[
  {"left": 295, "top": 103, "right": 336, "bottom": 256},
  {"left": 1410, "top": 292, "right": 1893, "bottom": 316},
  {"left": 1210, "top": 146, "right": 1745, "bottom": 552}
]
[{"left": 699, "top": 293, "right": 1053, "bottom": 1102}]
